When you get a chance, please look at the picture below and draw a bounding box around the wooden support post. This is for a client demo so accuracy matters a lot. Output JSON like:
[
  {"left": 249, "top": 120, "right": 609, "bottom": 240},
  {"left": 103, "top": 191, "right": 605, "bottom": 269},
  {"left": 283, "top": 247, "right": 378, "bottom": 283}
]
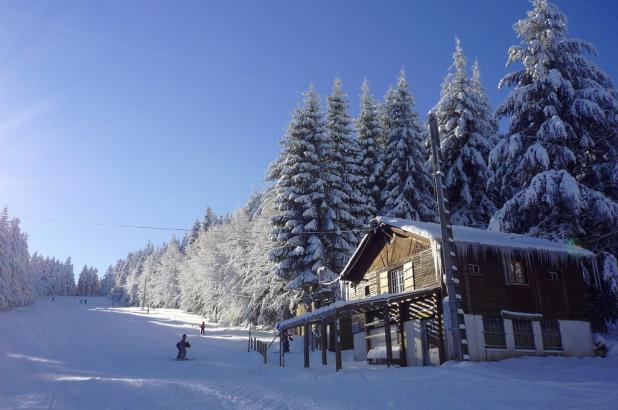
[
  {"left": 334, "top": 313, "right": 342, "bottom": 372},
  {"left": 436, "top": 293, "right": 446, "bottom": 365},
  {"left": 303, "top": 323, "right": 310, "bottom": 368},
  {"left": 248, "top": 326, "right": 251, "bottom": 353},
  {"left": 264, "top": 344, "right": 268, "bottom": 364},
  {"left": 398, "top": 303, "right": 407, "bottom": 367},
  {"left": 280, "top": 332, "right": 285, "bottom": 367},
  {"left": 320, "top": 321, "right": 327, "bottom": 366},
  {"left": 384, "top": 306, "right": 393, "bottom": 367}
]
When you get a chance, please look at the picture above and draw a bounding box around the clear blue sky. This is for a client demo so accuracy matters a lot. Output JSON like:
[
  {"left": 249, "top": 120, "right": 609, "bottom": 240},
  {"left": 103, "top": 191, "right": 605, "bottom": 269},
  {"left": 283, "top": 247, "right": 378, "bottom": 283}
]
[{"left": 1, "top": 0, "right": 617, "bottom": 276}]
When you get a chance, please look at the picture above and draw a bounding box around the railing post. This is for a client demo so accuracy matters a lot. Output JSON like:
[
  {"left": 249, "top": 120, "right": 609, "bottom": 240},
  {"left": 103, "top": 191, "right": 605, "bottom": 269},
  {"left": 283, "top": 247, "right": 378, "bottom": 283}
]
[
  {"left": 280, "top": 332, "right": 285, "bottom": 367},
  {"left": 334, "top": 313, "right": 342, "bottom": 372},
  {"left": 304, "top": 323, "right": 310, "bottom": 368},
  {"left": 320, "top": 321, "right": 327, "bottom": 365}
]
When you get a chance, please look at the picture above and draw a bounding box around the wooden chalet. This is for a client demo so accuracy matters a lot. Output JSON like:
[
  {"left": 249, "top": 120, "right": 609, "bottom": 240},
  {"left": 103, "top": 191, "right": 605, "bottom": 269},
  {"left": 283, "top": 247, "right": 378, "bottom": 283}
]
[{"left": 278, "top": 217, "right": 597, "bottom": 370}]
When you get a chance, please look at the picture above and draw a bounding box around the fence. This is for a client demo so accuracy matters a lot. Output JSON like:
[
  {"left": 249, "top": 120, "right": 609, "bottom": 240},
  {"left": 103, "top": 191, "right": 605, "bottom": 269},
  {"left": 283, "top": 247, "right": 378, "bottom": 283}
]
[{"left": 248, "top": 327, "right": 279, "bottom": 365}]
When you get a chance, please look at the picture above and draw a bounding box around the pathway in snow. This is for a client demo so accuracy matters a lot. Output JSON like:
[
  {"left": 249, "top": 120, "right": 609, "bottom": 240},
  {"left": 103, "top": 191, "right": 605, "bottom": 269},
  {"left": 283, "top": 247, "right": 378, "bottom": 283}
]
[{"left": 1, "top": 297, "right": 617, "bottom": 409}]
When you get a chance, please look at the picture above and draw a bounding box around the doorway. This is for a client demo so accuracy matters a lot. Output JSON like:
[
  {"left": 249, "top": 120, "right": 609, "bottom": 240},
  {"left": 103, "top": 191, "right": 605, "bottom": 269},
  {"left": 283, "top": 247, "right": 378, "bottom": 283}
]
[{"left": 421, "top": 318, "right": 441, "bottom": 366}]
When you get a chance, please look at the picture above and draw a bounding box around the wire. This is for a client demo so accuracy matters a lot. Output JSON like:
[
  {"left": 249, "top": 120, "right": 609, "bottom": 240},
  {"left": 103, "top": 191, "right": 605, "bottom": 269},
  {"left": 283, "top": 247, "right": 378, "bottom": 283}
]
[
  {"left": 20, "top": 216, "right": 191, "bottom": 232},
  {"left": 18, "top": 215, "right": 373, "bottom": 235}
]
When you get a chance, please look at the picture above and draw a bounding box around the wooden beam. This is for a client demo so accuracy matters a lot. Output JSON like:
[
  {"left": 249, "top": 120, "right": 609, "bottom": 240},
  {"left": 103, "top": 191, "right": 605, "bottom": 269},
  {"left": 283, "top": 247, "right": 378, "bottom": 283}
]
[
  {"left": 280, "top": 333, "right": 285, "bottom": 367},
  {"left": 398, "top": 303, "right": 407, "bottom": 367},
  {"left": 436, "top": 292, "right": 446, "bottom": 365},
  {"left": 383, "top": 306, "right": 393, "bottom": 367},
  {"left": 304, "top": 323, "right": 310, "bottom": 368},
  {"left": 320, "top": 321, "right": 327, "bottom": 365},
  {"left": 334, "top": 313, "right": 342, "bottom": 371}
]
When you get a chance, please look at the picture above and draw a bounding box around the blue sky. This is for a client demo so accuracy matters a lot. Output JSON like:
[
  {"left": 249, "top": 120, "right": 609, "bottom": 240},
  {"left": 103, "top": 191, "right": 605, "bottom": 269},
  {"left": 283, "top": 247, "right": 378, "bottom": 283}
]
[{"left": 1, "top": 0, "right": 617, "bottom": 275}]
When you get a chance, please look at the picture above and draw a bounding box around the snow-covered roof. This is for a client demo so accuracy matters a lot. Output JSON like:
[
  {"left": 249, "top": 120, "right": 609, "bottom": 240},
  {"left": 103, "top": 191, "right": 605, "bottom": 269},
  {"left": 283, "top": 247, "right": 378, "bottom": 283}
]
[
  {"left": 277, "top": 287, "right": 440, "bottom": 331},
  {"left": 376, "top": 217, "right": 594, "bottom": 257}
]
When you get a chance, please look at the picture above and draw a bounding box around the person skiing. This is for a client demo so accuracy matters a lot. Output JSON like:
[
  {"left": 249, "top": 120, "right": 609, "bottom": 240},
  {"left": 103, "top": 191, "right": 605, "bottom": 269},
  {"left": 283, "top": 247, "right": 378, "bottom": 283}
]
[
  {"left": 200, "top": 321, "right": 206, "bottom": 336},
  {"left": 282, "top": 330, "right": 293, "bottom": 353},
  {"left": 176, "top": 334, "right": 191, "bottom": 360}
]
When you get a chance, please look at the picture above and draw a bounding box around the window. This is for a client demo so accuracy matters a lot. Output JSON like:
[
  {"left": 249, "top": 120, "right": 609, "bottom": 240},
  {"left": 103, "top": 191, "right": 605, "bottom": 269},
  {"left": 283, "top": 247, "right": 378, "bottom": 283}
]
[
  {"left": 548, "top": 271, "right": 559, "bottom": 281},
  {"left": 364, "top": 285, "right": 370, "bottom": 297},
  {"left": 541, "top": 319, "right": 562, "bottom": 350},
  {"left": 469, "top": 264, "right": 481, "bottom": 276},
  {"left": 388, "top": 267, "right": 404, "bottom": 293},
  {"left": 505, "top": 261, "right": 528, "bottom": 285},
  {"left": 483, "top": 315, "right": 506, "bottom": 348},
  {"left": 512, "top": 319, "right": 535, "bottom": 349}
]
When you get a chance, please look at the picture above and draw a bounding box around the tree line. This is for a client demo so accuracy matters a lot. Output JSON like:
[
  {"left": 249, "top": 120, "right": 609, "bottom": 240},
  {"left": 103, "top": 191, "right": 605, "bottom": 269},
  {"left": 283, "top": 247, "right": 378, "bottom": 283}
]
[{"left": 104, "top": 0, "right": 618, "bottom": 329}]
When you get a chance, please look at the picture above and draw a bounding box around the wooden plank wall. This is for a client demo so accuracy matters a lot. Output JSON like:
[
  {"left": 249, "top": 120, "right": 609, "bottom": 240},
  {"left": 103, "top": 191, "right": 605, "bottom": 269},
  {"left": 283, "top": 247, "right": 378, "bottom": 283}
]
[{"left": 459, "top": 249, "right": 589, "bottom": 320}]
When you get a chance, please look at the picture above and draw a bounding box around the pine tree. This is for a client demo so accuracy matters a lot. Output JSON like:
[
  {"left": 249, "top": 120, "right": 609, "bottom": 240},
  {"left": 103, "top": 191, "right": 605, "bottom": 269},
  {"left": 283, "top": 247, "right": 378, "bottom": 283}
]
[
  {"left": 432, "top": 39, "right": 496, "bottom": 227},
  {"left": 488, "top": 0, "right": 618, "bottom": 324},
  {"left": 381, "top": 70, "right": 435, "bottom": 221},
  {"left": 356, "top": 80, "right": 382, "bottom": 221},
  {"left": 269, "top": 86, "right": 330, "bottom": 299},
  {"left": 324, "top": 78, "right": 363, "bottom": 272},
  {"left": 0, "top": 208, "right": 33, "bottom": 310}
]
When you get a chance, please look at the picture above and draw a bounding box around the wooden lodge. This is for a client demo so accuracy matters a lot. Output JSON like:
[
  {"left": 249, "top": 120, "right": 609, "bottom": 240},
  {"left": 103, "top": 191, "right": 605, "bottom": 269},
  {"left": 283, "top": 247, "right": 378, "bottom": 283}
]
[{"left": 277, "top": 217, "right": 597, "bottom": 370}]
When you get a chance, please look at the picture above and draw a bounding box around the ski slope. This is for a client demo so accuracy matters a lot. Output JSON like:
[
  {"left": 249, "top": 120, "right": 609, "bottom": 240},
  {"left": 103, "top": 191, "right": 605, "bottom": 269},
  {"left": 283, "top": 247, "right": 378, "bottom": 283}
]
[{"left": 1, "top": 297, "right": 617, "bottom": 409}]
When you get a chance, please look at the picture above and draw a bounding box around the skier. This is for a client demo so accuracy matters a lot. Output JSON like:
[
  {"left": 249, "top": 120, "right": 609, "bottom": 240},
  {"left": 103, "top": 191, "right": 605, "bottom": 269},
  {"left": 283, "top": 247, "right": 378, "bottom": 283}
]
[
  {"left": 282, "top": 330, "right": 293, "bottom": 353},
  {"left": 176, "top": 334, "right": 191, "bottom": 360},
  {"left": 200, "top": 321, "right": 206, "bottom": 336}
]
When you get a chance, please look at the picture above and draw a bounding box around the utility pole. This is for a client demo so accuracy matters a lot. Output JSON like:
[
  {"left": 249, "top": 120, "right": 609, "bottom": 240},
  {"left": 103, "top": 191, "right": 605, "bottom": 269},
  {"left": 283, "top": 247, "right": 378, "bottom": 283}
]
[{"left": 428, "top": 113, "right": 469, "bottom": 361}]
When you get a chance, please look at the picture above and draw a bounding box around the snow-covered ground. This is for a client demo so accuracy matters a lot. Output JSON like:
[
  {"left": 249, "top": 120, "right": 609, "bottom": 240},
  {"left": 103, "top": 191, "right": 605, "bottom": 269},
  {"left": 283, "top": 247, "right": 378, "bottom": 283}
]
[{"left": 1, "top": 297, "right": 617, "bottom": 409}]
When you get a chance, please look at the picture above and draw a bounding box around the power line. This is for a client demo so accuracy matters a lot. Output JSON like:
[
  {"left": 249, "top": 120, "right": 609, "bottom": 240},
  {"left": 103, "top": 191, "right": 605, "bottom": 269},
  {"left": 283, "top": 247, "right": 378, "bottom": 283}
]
[
  {"left": 20, "top": 216, "right": 191, "bottom": 232},
  {"left": 18, "top": 215, "right": 373, "bottom": 235}
]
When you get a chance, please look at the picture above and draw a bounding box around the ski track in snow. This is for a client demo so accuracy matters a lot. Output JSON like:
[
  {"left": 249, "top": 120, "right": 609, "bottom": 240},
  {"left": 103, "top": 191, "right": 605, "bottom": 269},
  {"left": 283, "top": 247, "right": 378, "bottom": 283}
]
[{"left": 1, "top": 297, "right": 617, "bottom": 410}]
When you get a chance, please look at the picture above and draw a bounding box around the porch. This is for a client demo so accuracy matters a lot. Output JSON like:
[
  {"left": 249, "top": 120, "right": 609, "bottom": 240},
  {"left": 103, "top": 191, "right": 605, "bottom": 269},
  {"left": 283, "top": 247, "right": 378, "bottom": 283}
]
[{"left": 277, "top": 286, "right": 444, "bottom": 371}]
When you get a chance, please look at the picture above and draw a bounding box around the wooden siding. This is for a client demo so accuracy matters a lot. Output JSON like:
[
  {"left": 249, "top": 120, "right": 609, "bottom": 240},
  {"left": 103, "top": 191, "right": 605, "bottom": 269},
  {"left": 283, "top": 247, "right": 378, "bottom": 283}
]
[
  {"left": 349, "top": 231, "right": 436, "bottom": 300},
  {"left": 458, "top": 249, "right": 589, "bottom": 321},
  {"left": 346, "top": 228, "right": 590, "bottom": 322}
]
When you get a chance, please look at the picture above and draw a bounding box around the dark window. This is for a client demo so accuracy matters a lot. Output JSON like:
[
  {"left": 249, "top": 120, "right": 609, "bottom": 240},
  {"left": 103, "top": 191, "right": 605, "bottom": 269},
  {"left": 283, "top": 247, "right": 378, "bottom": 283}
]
[
  {"left": 505, "top": 261, "right": 528, "bottom": 285},
  {"left": 364, "top": 285, "right": 370, "bottom": 297},
  {"left": 548, "top": 271, "right": 559, "bottom": 281},
  {"left": 483, "top": 315, "right": 506, "bottom": 348},
  {"left": 512, "top": 319, "right": 535, "bottom": 349},
  {"left": 541, "top": 319, "right": 562, "bottom": 350},
  {"left": 388, "top": 267, "right": 404, "bottom": 293},
  {"left": 469, "top": 264, "right": 481, "bottom": 275}
]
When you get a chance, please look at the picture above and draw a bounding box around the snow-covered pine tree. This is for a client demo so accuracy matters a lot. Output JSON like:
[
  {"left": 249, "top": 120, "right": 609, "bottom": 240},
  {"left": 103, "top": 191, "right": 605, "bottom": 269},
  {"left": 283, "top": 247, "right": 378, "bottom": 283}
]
[
  {"left": 488, "top": 0, "right": 618, "bottom": 325},
  {"left": 470, "top": 60, "right": 499, "bottom": 150},
  {"left": 100, "top": 266, "right": 114, "bottom": 297},
  {"left": 324, "top": 78, "right": 363, "bottom": 272},
  {"left": 0, "top": 208, "right": 33, "bottom": 310},
  {"left": 381, "top": 70, "right": 435, "bottom": 221},
  {"left": 431, "top": 39, "right": 496, "bottom": 228},
  {"left": 243, "top": 189, "right": 290, "bottom": 325},
  {"left": 77, "top": 265, "right": 100, "bottom": 296},
  {"left": 356, "top": 80, "right": 381, "bottom": 222},
  {"left": 269, "top": 86, "right": 330, "bottom": 302}
]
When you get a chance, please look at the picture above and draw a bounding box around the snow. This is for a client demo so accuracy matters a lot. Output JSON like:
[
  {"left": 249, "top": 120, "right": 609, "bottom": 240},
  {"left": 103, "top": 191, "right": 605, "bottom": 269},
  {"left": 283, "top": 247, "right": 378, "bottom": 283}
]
[
  {"left": 1, "top": 297, "right": 617, "bottom": 409},
  {"left": 366, "top": 345, "right": 401, "bottom": 360},
  {"left": 376, "top": 217, "right": 594, "bottom": 257}
]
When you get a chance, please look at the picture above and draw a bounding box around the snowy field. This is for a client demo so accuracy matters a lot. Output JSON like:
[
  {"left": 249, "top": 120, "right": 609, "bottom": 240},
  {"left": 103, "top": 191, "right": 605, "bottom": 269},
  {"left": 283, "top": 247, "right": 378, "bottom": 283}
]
[{"left": 1, "top": 298, "right": 617, "bottom": 410}]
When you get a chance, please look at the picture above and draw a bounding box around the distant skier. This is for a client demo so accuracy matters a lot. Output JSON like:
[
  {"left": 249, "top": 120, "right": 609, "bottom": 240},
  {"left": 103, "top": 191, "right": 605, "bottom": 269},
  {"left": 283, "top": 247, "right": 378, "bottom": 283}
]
[
  {"left": 176, "top": 334, "right": 191, "bottom": 360},
  {"left": 200, "top": 321, "right": 206, "bottom": 336},
  {"left": 282, "top": 330, "right": 293, "bottom": 353}
]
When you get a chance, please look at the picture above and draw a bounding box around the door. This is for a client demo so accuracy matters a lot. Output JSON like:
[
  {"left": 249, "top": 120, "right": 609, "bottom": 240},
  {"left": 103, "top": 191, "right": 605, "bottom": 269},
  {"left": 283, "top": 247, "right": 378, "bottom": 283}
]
[{"left": 421, "top": 318, "right": 441, "bottom": 366}]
